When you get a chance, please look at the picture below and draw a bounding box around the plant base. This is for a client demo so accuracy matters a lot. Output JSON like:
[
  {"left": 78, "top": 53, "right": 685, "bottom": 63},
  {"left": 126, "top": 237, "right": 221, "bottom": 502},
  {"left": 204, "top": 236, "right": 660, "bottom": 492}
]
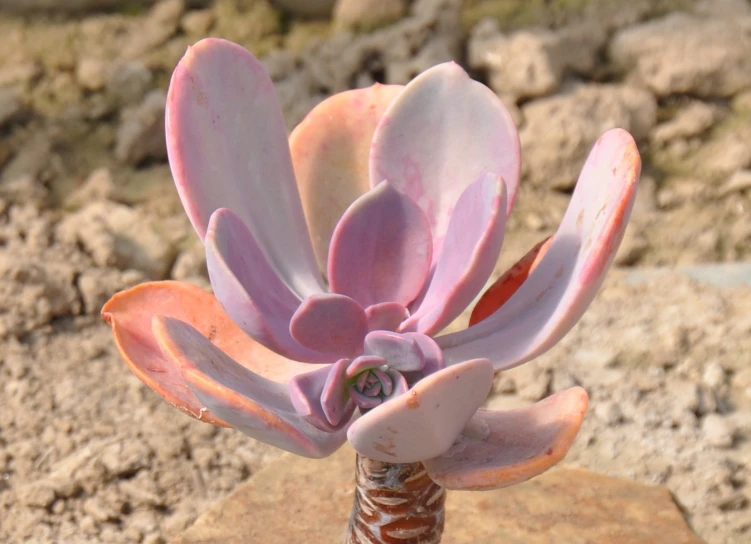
[
  {"left": 172, "top": 444, "right": 703, "bottom": 544},
  {"left": 346, "top": 454, "right": 445, "bottom": 543}
]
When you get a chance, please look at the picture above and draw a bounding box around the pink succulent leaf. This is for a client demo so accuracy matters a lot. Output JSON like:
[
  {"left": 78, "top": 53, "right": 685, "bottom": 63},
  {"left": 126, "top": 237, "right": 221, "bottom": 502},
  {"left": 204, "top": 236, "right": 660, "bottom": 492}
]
[
  {"left": 289, "top": 362, "right": 355, "bottom": 432},
  {"left": 349, "top": 369, "right": 408, "bottom": 411},
  {"left": 423, "top": 387, "right": 589, "bottom": 490},
  {"left": 346, "top": 355, "right": 388, "bottom": 378},
  {"left": 438, "top": 129, "right": 641, "bottom": 372},
  {"left": 327, "top": 181, "right": 433, "bottom": 308},
  {"left": 385, "top": 370, "right": 409, "bottom": 398},
  {"left": 347, "top": 358, "right": 493, "bottom": 463},
  {"left": 102, "top": 281, "right": 323, "bottom": 428},
  {"left": 153, "top": 315, "right": 346, "bottom": 458},
  {"left": 289, "top": 293, "right": 368, "bottom": 358},
  {"left": 372, "top": 368, "right": 392, "bottom": 396},
  {"left": 350, "top": 385, "right": 384, "bottom": 410},
  {"left": 365, "top": 302, "right": 408, "bottom": 332},
  {"left": 401, "top": 332, "right": 445, "bottom": 385},
  {"left": 166, "top": 38, "right": 322, "bottom": 298},
  {"left": 400, "top": 173, "right": 508, "bottom": 335},
  {"left": 469, "top": 237, "right": 551, "bottom": 326},
  {"left": 321, "top": 359, "right": 356, "bottom": 427},
  {"left": 205, "top": 208, "right": 328, "bottom": 363},
  {"left": 289, "top": 84, "right": 404, "bottom": 272},
  {"left": 363, "top": 330, "right": 425, "bottom": 372},
  {"left": 370, "top": 62, "right": 521, "bottom": 277}
]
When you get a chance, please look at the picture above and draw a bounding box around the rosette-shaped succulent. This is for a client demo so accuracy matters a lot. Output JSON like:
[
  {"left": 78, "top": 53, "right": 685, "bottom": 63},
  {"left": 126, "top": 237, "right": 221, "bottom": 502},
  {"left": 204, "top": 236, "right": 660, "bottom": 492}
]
[{"left": 103, "top": 38, "right": 640, "bottom": 490}]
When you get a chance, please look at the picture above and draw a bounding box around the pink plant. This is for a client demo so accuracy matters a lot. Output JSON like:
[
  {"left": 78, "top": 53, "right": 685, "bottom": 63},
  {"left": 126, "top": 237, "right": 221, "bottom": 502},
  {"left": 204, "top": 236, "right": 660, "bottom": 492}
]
[{"left": 103, "top": 37, "right": 640, "bottom": 538}]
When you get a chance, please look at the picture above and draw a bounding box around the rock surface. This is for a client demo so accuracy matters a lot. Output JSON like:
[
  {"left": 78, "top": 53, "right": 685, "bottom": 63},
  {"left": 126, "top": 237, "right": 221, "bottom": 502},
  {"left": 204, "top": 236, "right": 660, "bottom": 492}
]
[
  {"left": 270, "top": 0, "right": 336, "bottom": 18},
  {"left": 173, "top": 445, "right": 703, "bottom": 544},
  {"left": 519, "top": 83, "right": 656, "bottom": 190},
  {"left": 115, "top": 90, "right": 168, "bottom": 165},
  {"left": 0, "top": 0, "right": 157, "bottom": 12},
  {"left": 334, "top": 0, "right": 406, "bottom": 30},
  {"left": 610, "top": 12, "right": 751, "bottom": 97},
  {"left": 468, "top": 18, "right": 606, "bottom": 102}
]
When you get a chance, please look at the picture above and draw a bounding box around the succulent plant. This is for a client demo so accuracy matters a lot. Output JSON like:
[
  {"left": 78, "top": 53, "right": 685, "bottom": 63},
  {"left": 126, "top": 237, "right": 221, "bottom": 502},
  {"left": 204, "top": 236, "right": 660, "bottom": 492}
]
[{"left": 102, "top": 38, "right": 640, "bottom": 542}]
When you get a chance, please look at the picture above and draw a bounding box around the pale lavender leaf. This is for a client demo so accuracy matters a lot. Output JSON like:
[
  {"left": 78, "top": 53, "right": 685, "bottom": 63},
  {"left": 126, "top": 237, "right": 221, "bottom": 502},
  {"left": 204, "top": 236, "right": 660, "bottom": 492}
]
[
  {"left": 356, "top": 371, "right": 369, "bottom": 391},
  {"left": 400, "top": 173, "right": 507, "bottom": 335},
  {"left": 438, "top": 129, "right": 641, "bottom": 371},
  {"left": 166, "top": 38, "right": 322, "bottom": 298},
  {"left": 350, "top": 386, "right": 382, "bottom": 410},
  {"left": 346, "top": 355, "right": 387, "bottom": 378},
  {"left": 370, "top": 62, "right": 520, "bottom": 272},
  {"left": 288, "top": 365, "right": 338, "bottom": 432},
  {"left": 373, "top": 368, "right": 393, "bottom": 396},
  {"left": 424, "top": 387, "right": 589, "bottom": 490},
  {"left": 401, "top": 332, "right": 445, "bottom": 385},
  {"left": 364, "top": 381, "right": 382, "bottom": 396},
  {"left": 327, "top": 181, "right": 432, "bottom": 308},
  {"left": 365, "top": 302, "right": 408, "bottom": 332},
  {"left": 363, "top": 330, "right": 424, "bottom": 372},
  {"left": 206, "top": 208, "right": 327, "bottom": 363},
  {"left": 289, "top": 362, "right": 355, "bottom": 432},
  {"left": 290, "top": 293, "right": 368, "bottom": 358},
  {"left": 321, "top": 359, "right": 356, "bottom": 427},
  {"left": 347, "top": 358, "right": 494, "bottom": 463},
  {"left": 153, "top": 316, "right": 346, "bottom": 458},
  {"left": 383, "top": 369, "right": 408, "bottom": 399}
]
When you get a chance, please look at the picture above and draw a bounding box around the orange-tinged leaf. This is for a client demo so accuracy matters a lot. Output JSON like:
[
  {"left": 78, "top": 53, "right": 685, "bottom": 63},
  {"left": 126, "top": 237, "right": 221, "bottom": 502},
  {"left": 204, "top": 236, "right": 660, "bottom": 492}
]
[
  {"left": 424, "top": 386, "right": 588, "bottom": 490},
  {"left": 469, "top": 237, "right": 552, "bottom": 326},
  {"left": 102, "top": 281, "right": 319, "bottom": 425},
  {"left": 289, "top": 84, "right": 403, "bottom": 272}
]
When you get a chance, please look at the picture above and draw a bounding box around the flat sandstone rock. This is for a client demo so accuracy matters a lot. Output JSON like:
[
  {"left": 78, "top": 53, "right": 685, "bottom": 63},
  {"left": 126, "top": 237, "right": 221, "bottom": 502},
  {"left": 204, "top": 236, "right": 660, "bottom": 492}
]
[{"left": 173, "top": 445, "right": 703, "bottom": 544}]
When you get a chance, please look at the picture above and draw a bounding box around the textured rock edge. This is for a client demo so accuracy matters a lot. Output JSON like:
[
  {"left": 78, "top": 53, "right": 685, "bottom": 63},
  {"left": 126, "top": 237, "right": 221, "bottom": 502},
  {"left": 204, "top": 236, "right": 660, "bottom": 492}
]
[{"left": 172, "top": 444, "right": 704, "bottom": 544}]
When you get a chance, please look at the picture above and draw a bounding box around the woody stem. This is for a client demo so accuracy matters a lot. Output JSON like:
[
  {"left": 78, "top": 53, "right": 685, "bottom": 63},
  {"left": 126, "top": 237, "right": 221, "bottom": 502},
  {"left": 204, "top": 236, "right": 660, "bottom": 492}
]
[{"left": 345, "top": 453, "right": 446, "bottom": 544}]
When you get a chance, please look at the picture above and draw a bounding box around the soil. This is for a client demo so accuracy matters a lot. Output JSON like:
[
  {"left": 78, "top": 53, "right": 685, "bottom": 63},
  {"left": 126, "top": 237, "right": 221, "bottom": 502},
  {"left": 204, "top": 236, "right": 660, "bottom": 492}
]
[{"left": 0, "top": 0, "right": 749, "bottom": 543}]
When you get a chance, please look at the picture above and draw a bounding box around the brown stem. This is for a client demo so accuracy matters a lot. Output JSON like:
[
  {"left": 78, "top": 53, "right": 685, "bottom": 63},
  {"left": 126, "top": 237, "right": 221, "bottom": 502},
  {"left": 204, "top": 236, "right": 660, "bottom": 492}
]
[{"left": 346, "top": 454, "right": 446, "bottom": 544}]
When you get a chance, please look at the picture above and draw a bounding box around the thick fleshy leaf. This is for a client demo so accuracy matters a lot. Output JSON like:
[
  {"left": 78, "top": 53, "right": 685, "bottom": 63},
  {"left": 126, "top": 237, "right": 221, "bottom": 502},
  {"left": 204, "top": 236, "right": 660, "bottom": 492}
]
[
  {"left": 383, "top": 369, "right": 409, "bottom": 399},
  {"left": 373, "top": 369, "right": 393, "bottom": 396},
  {"left": 423, "top": 387, "right": 589, "bottom": 490},
  {"left": 289, "top": 84, "right": 404, "bottom": 272},
  {"left": 102, "top": 281, "right": 318, "bottom": 424},
  {"left": 401, "top": 173, "right": 507, "bottom": 335},
  {"left": 401, "top": 332, "right": 445, "bottom": 385},
  {"left": 438, "top": 129, "right": 641, "bottom": 371},
  {"left": 153, "top": 316, "right": 347, "bottom": 458},
  {"left": 350, "top": 386, "right": 383, "bottom": 410},
  {"left": 370, "top": 62, "right": 520, "bottom": 268},
  {"left": 365, "top": 302, "right": 408, "bottom": 332},
  {"left": 363, "top": 331, "right": 424, "bottom": 372},
  {"left": 346, "top": 355, "right": 387, "bottom": 378},
  {"left": 288, "top": 362, "right": 354, "bottom": 432},
  {"left": 290, "top": 293, "right": 368, "bottom": 357},
  {"left": 328, "top": 181, "right": 432, "bottom": 308},
  {"left": 288, "top": 365, "right": 334, "bottom": 431},
  {"left": 206, "top": 208, "right": 327, "bottom": 363},
  {"left": 350, "top": 369, "right": 409, "bottom": 410},
  {"left": 469, "top": 236, "right": 552, "bottom": 326},
  {"left": 166, "top": 38, "right": 322, "bottom": 298},
  {"left": 347, "top": 358, "right": 493, "bottom": 463},
  {"left": 321, "top": 359, "right": 356, "bottom": 427}
]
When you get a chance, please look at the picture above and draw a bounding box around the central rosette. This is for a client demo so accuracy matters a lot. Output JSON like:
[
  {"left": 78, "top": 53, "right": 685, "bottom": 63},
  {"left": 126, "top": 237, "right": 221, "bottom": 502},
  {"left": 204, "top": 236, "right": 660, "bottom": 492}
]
[
  {"left": 349, "top": 360, "right": 402, "bottom": 409},
  {"left": 289, "top": 329, "right": 445, "bottom": 433},
  {"left": 276, "top": 174, "right": 503, "bottom": 438},
  {"left": 346, "top": 330, "right": 437, "bottom": 408}
]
